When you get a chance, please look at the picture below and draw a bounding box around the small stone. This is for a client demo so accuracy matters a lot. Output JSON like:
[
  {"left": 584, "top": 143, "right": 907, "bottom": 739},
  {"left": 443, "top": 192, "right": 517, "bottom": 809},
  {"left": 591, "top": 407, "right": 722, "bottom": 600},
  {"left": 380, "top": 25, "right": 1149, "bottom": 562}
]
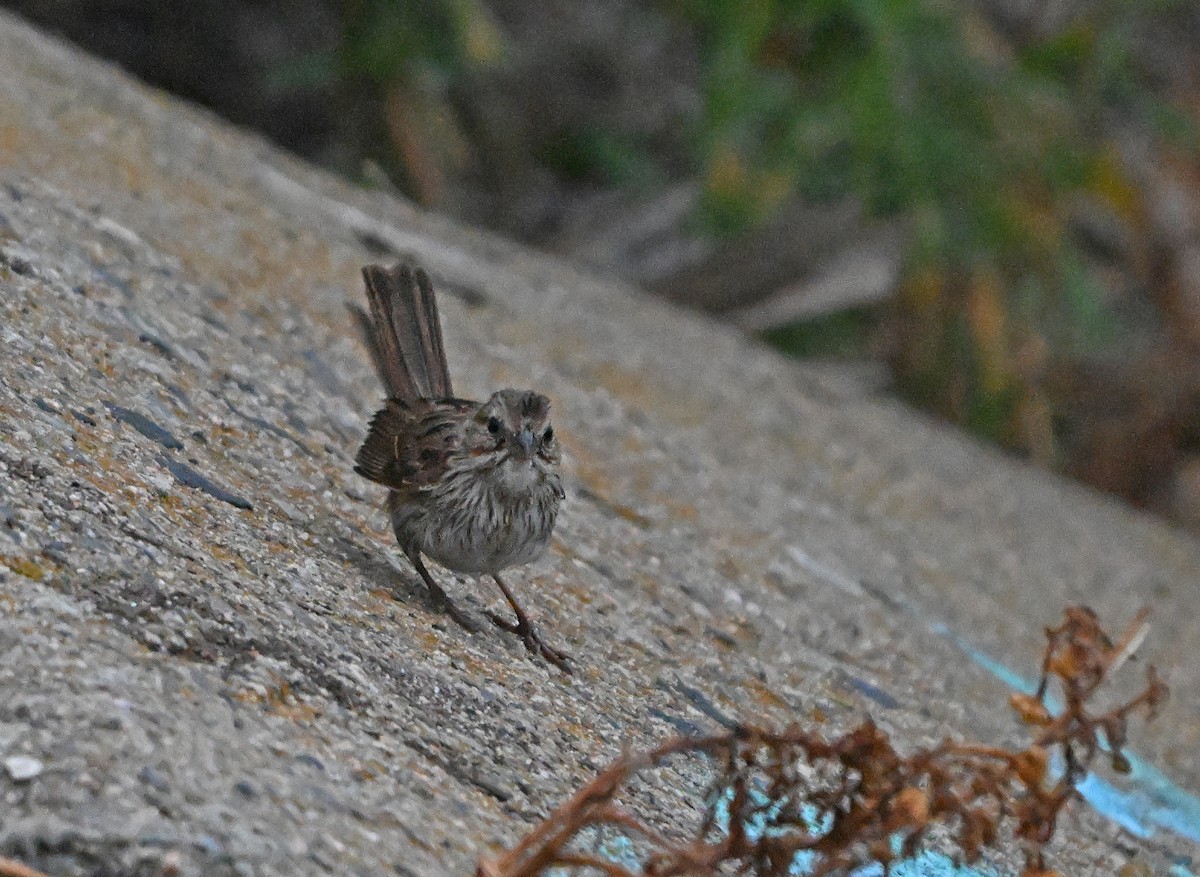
[
  {"left": 5, "top": 755, "right": 44, "bottom": 781},
  {"left": 273, "top": 498, "right": 307, "bottom": 522},
  {"left": 1, "top": 243, "right": 36, "bottom": 275},
  {"left": 194, "top": 834, "right": 226, "bottom": 859},
  {"left": 148, "top": 472, "right": 175, "bottom": 494},
  {"left": 295, "top": 753, "right": 324, "bottom": 771},
  {"left": 42, "top": 539, "right": 71, "bottom": 563},
  {"left": 138, "top": 764, "right": 171, "bottom": 792}
]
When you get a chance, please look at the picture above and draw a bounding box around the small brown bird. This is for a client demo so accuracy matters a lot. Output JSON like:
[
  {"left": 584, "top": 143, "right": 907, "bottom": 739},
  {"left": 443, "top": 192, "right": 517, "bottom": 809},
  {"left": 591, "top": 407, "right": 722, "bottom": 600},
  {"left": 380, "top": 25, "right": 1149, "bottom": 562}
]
[{"left": 351, "top": 261, "right": 570, "bottom": 671}]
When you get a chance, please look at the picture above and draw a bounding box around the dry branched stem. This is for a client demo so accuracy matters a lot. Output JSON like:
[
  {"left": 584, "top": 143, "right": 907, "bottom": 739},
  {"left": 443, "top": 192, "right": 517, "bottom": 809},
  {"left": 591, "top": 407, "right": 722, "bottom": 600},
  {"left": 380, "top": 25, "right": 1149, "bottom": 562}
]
[{"left": 477, "top": 605, "right": 1166, "bottom": 877}]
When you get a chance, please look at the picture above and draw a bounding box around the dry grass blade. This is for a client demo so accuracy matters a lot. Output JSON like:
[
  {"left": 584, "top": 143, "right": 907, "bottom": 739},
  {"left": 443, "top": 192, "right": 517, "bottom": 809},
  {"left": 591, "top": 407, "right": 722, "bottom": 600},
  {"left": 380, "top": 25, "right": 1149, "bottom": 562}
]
[{"left": 477, "top": 606, "right": 1166, "bottom": 877}]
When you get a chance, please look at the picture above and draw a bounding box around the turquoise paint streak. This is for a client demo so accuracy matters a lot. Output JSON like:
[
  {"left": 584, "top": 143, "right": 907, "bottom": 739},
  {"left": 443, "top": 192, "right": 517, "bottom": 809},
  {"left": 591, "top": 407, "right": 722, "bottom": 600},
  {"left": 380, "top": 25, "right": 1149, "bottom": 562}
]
[
  {"left": 555, "top": 793, "right": 999, "bottom": 877},
  {"left": 932, "top": 625, "right": 1200, "bottom": 846}
]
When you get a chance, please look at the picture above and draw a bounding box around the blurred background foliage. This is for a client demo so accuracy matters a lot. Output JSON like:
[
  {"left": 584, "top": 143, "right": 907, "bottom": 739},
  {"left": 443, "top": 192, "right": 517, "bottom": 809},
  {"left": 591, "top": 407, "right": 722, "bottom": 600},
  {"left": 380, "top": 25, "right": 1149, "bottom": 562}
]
[{"left": 8, "top": 0, "right": 1200, "bottom": 528}]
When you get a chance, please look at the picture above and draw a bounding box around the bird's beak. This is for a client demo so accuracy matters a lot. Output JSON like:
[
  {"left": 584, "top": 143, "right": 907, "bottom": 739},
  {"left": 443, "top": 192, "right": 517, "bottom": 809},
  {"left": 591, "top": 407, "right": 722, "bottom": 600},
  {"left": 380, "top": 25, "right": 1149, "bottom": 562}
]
[{"left": 514, "top": 428, "right": 536, "bottom": 459}]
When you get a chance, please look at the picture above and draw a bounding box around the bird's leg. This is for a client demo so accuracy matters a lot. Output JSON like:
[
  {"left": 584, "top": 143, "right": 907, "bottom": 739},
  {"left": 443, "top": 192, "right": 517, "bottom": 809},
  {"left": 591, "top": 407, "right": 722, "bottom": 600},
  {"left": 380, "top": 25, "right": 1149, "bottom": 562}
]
[
  {"left": 487, "top": 573, "right": 572, "bottom": 673},
  {"left": 408, "top": 552, "right": 481, "bottom": 633}
]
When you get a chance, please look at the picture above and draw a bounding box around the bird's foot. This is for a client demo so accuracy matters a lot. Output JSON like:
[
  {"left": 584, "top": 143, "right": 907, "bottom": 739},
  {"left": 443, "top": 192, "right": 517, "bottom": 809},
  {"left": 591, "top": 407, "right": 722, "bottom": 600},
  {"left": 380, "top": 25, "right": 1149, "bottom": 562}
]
[{"left": 487, "top": 611, "right": 573, "bottom": 674}]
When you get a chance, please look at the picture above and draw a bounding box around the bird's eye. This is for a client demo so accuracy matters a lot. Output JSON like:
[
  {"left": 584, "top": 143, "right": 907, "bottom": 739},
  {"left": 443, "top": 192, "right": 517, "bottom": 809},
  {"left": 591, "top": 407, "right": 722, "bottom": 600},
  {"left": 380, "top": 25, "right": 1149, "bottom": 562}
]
[
  {"left": 487, "top": 416, "right": 502, "bottom": 434},
  {"left": 542, "top": 426, "right": 554, "bottom": 443}
]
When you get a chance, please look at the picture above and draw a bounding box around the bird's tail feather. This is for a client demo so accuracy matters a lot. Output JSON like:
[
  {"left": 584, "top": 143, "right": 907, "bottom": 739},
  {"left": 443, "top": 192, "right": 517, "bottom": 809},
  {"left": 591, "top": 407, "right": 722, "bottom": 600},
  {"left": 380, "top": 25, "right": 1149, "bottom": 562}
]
[{"left": 354, "top": 261, "right": 453, "bottom": 401}]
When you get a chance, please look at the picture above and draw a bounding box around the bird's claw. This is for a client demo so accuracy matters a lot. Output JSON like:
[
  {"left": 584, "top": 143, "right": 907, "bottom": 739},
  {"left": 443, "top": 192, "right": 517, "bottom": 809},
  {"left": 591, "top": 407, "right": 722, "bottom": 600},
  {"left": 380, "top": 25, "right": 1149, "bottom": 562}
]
[{"left": 486, "top": 611, "right": 573, "bottom": 673}]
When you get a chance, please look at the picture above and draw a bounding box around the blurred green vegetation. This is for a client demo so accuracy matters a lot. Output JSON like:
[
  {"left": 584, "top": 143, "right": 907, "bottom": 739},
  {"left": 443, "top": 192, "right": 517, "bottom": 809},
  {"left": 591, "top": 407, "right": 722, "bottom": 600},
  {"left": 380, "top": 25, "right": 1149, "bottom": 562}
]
[
  {"left": 678, "top": 0, "right": 1189, "bottom": 456},
  {"left": 272, "top": 0, "right": 507, "bottom": 203},
  {"left": 316, "top": 0, "right": 1193, "bottom": 464},
  {"left": 282, "top": 0, "right": 504, "bottom": 87},
  {"left": 763, "top": 307, "right": 875, "bottom": 359}
]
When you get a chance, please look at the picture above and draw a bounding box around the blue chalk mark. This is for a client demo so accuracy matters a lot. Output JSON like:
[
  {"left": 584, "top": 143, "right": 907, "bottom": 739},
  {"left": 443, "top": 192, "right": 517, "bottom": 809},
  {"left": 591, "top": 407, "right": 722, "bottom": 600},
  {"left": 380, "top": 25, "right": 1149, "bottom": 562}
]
[
  {"left": 1077, "top": 772, "right": 1153, "bottom": 838},
  {"left": 929, "top": 629, "right": 1035, "bottom": 697},
  {"left": 930, "top": 624, "right": 1200, "bottom": 846},
  {"left": 1169, "top": 864, "right": 1198, "bottom": 877},
  {"left": 1116, "top": 755, "right": 1200, "bottom": 844}
]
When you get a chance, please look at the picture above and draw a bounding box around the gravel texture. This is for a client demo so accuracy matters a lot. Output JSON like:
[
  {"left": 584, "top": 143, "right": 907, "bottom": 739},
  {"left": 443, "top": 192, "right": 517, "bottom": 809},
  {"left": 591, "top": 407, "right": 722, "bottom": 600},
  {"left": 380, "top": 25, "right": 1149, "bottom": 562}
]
[{"left": 0, "top": 10, "right": 1197, "bottom": 877}]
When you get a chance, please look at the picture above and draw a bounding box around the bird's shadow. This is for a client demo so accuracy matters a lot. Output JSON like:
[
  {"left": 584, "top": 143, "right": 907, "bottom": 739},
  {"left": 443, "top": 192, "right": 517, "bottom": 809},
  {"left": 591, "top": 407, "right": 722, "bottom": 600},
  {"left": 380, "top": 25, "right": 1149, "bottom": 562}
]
[{"left": 326, "top": 531, "right": 487, "bottom": 633}]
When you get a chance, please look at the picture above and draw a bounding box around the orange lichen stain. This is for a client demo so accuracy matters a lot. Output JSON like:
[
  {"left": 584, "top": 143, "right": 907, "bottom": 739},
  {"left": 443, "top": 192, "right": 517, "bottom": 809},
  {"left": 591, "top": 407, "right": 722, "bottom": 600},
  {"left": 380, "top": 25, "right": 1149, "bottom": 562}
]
[
  {"left": 0, "top": 120, "right": 30, "bottom": 160},
  {"left": 724, "top": 527, "right": 771, "bottom": 550},
  {"left": 609, "top": 500, "right": 655, "bottom": 529},
  {"left": 589, "top": 361, "right": 649, "bottom": 402},
  {"left": 745, "top": 677, "right": 792, "bottom": 713},
  {"left": 169, "top": 212, "right": 338, "bottom": 313},
  {"left": 560, "top": 435, "right": 608, "bottom": 483},
  {"left": 284, "top": 486, "right": 311, "bottom": 503},
  {"left": 172, "top": 174, "right": 221, "bottom": 211},
  {"left": 206, "top": 542, "right": 239, "bottom": 565},
  {"left": 155, "top": 492, "right": 184, "bottom": 512},
  {"left": 566, "top": 448, "right": 657, "bottom": 529},
  {"left": 262, "top": 537, "right": 293, "bottom": 556},
  {"left": 234, "top": 227, "right": 280, "bottom": 289},
  {"left": 629, "top": 468, "right": 657, "bottom": 498},
  {"left": 411, "top": 626, "right": 447, "bottom": 653},
  {"left": 271, "top": 701, "right": 324, "bottom": 723},
  {"left": 457, "top": 650, "right": 504, "bottom": 678},
  {"left": 113, "top": 152, "right": 156, "bottom": 197},
  {"left": 556, "top": 580, "right": 594, "bottom": 606},
  {"left": 703, "top": 625, "right": 739, "bottom": 651},
  {"left": 352, "top": 758, "right": 389, "bottom": 782},
  {"left": 232, "top": 680, "right": 323, "bottom": 721},
  {"left": 716, "top": 555, "right": 741, "bottom": 582},
  {"left": 2, "top": 556, "right": 47, "bottom": 581},
  {"left": 210, "top": 424, "right": 247, "bottom": 444},
  {"left": 554, "top": 721, "right": 594, "bottom": 744},
  {"left": 177, "top": 505, "right": 215, "bottom": 529},
  {"left": 621, "top": 433, "right": 646, "bottom": 455},
  {"left": 82, "top": 470, "right": 123, "bottom": 495},
  {"left": 588, "top": 361, "right": 714, "bottom": 427},
  {"left": 492, "top": 315, "right": 545, "bottom": 352},
  {"left": 652, "top": 494, "right": 699, "bottom": 523},
  {"left": 631, "top": 571, "right": 662, "bottom": 601}
]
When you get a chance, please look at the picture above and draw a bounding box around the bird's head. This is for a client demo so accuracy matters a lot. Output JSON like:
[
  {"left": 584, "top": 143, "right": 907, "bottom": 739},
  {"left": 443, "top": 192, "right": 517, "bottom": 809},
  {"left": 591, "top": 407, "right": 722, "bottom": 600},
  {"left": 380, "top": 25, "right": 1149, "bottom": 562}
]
[{"left": 469, "top": 389, "right": 559, "bottom": 469}]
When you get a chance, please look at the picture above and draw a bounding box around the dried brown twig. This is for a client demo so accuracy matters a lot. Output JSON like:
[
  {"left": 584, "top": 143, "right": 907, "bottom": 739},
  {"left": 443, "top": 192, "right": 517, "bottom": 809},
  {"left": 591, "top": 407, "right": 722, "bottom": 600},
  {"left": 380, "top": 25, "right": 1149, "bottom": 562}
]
[{"left": 477, "top": 606, "right": 1166, "bottom": 877}]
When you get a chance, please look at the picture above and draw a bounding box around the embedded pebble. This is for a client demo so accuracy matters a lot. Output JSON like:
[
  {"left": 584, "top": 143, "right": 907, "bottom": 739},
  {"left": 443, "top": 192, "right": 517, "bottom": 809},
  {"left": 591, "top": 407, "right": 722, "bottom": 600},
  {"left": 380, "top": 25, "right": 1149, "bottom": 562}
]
[
  {"left": 138, "top": 764, "right": 171, "bottom": 792},
  {"left": 157, "top": 455, "right": 253, "bottom": 510},
  {"left": 5, "top": 755, "right": 44, "bottom": 781},
  {"left": 104, "top": 400, "right": 184, "bottom": 449},
  {"left": 0, "top": 242, "right": 36, "bottom": 275}
]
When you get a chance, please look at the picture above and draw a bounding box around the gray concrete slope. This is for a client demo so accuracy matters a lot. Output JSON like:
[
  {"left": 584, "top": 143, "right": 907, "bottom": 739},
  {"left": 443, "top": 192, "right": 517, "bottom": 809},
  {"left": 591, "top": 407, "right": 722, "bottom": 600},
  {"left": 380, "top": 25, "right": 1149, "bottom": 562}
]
[{"left": 0, "top": 11, "right": 1196, "bottom": 877}]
